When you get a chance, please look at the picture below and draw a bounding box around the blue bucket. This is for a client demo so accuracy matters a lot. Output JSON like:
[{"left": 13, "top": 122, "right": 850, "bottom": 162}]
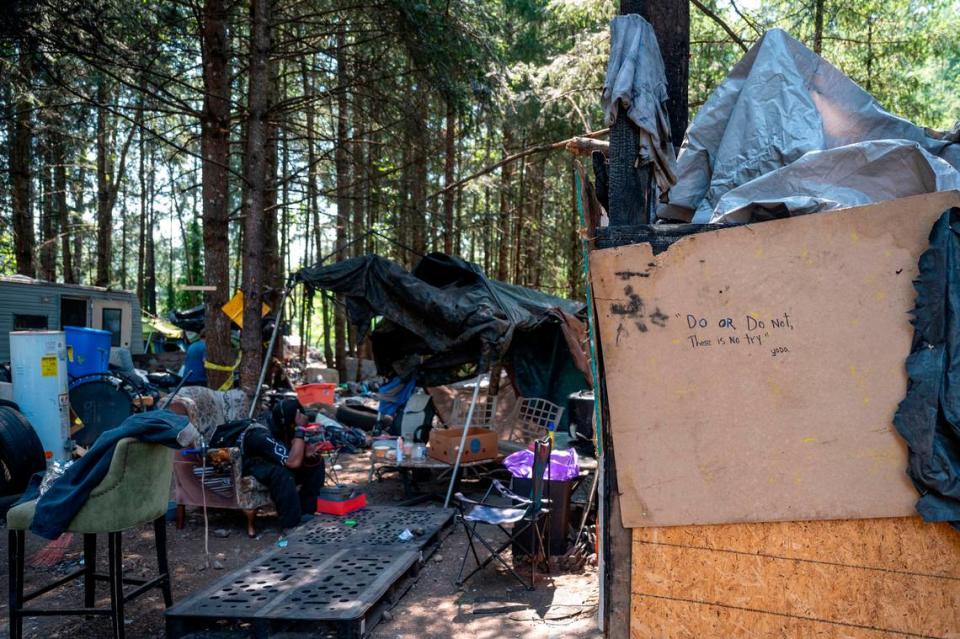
[{"left": 64, "top": 326, "right": 112, "bottom": 378}]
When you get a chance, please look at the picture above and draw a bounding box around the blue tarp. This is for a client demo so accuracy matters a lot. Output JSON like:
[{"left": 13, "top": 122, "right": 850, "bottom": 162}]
[{"left": 894, "top": 208, "right": 960, "bottom": 528}]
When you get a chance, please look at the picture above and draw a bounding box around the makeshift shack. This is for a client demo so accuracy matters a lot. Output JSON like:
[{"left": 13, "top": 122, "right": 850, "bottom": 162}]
[
  {"left": 591, "top": 24, "right": 960, "bottom": 639},
  {"left": 294, "top": 252, "right": 592, "bottom": 429}
]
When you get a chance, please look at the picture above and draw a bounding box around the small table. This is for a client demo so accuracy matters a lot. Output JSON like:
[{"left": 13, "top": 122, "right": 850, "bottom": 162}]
[{"left": 369, "top": 453, "right": 508, "bottom": 497}]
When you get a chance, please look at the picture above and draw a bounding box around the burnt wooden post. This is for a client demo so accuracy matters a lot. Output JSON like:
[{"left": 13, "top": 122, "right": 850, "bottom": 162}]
[
  {"left": 601, "top": 2, "right": 689, "bottom": 637},
  {"left": 603, "top": 10, "right": 640, "bottom": 639},
  {"left": 642, "top": 1, "right": 689, "bottom": 150},
  {"left": 607, "top": 0, "right": 653, "bottom": 227}
]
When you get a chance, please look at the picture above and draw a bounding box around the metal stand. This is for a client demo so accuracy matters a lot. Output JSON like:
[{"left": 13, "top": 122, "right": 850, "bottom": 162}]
[
  {"left": 443, "top": 373, "right": 486, "bottom": 508},
  {"left": 248, "top": 281, "right": 294, "bottom": 418}
]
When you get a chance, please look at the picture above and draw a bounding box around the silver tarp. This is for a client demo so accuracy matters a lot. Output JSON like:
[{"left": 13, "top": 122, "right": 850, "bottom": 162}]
[
  {"left": 602, "top": 14, "right": 677, "bottom": 192},
  {"left": 659, "top": 29, "right": 960, "bottom": 224}
]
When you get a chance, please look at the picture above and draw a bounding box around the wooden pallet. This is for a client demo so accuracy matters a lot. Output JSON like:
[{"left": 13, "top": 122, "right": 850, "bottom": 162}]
[{"left": 166, "top": 507, "right": 454, "bottom": 638}]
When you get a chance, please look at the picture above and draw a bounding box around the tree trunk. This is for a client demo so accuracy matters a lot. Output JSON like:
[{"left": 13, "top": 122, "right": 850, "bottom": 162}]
[
  {"left": 120, "top": 200, "right": 129, "bottom": 289},
  {"left": 11, "top": 44, "right": 35, "bottom": 277},
  {"left": 367, "top": 96, "right": 381, "bottom": 255},
  {"left": 530, "top": 157, "right": 546, "bottom": 289},
  {"left": 262, "top": 53, "right": 281, "bottom": 300},
  {"left": 333, "top": 23, "right": 350, "bottom": 379},
  {"left": 94, "top": 78, "right": 137, "bottom": 287},
  {"left": 454, "top": 125, "right": 464, "bottom": 256},
  {"left": 813, "top": 0, "right": 824, "bottom": 55},
  {"left": 239, "top": 0, "right": 273, "bottom": 395},
  {"left": 442, "top": 99, "right": 457, "bottom": 254},
  {"left": 513, "top": 143, "right": 527, "bottom": 284},
  {"left": 496, "top": 123, "right": 514, "bottom": 281},
  {"left": 301, "top": 52, "right": 333, "bottom": 366},
  {"left": 137, "top": 114, "right": 147, "bottom": 302},
  {"left": 348, "top": 82, "right": 367, "bottom": 362},
  {"left": 352, "top": 94, "right": 366, "bottom": 261},
  {"left": 72, "top": 166, "right": 86, "bottom": 284},
  {"left": 95, "top": 78, "right": 113, "bottom": 286},
  {"left": 54, "top": 132, "right": 72, "bottom": 283},
  {"left": 410, "top": 81, "right": 428, "bottom": 256},
  {"left": 40, "top": 143, "right": 56, "bottom": 281},
  {"left": 144, "top": 152, "right": 157, "bottom": 314},
  {"left": 568, "top": 160, "right": 581, "bottom": 299}
]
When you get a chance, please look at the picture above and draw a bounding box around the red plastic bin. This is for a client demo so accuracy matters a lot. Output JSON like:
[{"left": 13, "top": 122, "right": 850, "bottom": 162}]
[
  {"left": 316, "top": 491, "right": 366, "bottom": 516},
  {"left": 296, "top": 383, "right": 336, "bottom": 406}
]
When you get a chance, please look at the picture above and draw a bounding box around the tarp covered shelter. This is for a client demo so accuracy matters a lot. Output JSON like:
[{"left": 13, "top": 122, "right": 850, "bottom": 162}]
[{"left": 295, "top": 253, "right": 591, "bottom": 427}]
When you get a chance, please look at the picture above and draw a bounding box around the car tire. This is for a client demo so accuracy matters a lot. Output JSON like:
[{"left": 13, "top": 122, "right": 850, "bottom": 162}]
[{"left": 0, "top": 406, "right": 47, "bottom": 496}]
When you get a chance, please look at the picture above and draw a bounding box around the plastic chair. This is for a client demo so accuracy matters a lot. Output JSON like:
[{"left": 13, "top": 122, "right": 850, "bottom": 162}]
[
  {"left": 6, "top": 438, "right": 174, "bottom": 639},
  {"left": 453, "top": 437, "right": 552, "bottom": 590},
  {"left": 448, "top": 394, "right": 499, "bottom": 429},
  {"left": 496, "top": 398, "right": 565, "bottom": 456}
]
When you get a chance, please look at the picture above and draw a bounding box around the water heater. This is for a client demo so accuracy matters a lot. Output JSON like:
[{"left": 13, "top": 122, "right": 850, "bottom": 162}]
[{"left": 10, "top": 331, "right": 71, "bottom": 463}]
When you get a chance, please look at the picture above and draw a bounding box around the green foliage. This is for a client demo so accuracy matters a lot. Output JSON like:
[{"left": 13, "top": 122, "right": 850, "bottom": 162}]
[{"left": 689, "top": 0, "right": 960, "bottom": 128}]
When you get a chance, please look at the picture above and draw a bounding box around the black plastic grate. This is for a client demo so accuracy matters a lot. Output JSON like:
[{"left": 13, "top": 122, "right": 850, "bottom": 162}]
[
  {"left": 292, "top": 507, "right": 453, "bottom": 548},
  {"left": 166, "top": 507, "right": 454, "bottom": 638}
]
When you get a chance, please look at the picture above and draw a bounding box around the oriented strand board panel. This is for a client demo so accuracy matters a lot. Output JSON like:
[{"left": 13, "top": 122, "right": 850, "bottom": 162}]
[
  {"left": 590, "top": 191, "right": 960, "bottom": 527},
  {"left": 630, "top": 518, "right": 960, "bottom": 639}
]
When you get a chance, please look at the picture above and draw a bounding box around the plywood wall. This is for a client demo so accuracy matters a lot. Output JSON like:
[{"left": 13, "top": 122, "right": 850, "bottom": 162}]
[{"left": 630, "top": 517, "right": 960, "bottom": 638}]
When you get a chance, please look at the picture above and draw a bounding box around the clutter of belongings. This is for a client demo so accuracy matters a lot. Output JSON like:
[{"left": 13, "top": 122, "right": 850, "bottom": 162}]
[{"left": 294, "top": 252, "right": 592, "bottom": 429}]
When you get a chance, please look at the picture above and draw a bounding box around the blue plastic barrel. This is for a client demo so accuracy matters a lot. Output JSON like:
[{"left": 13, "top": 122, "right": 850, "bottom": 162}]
[{"left": 64, "top": 326, "right": 112, "bottom": 378}]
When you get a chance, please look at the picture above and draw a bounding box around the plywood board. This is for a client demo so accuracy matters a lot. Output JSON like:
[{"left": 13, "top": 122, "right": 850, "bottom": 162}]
[
  {"left": 630, "top": 518, "right": 960, "bottom": 639},
  {"left": 590, "top": 191, "right": 960, "bottom": 527}
]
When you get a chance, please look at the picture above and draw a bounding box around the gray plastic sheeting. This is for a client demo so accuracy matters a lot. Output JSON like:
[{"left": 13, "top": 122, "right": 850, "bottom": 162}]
[
  {"left": 659, "top": 29, "right": 960, "bottom": 224},
  {"left": 601, "top": 14, "right": 677, "bottom": 193}
]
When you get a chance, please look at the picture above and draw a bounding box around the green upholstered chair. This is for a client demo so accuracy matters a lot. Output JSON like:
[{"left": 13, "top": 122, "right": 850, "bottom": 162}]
[{"left": 6, "top": 438, "right": 174, "bottom": 639}]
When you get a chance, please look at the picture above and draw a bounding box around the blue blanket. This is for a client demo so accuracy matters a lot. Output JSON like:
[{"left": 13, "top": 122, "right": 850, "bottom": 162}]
[
  {"left": 25, "top": 410, "right": 190, "bottom": 539},
  {"left": 894, "top": 209, "right": 960, "bottom": 528}
]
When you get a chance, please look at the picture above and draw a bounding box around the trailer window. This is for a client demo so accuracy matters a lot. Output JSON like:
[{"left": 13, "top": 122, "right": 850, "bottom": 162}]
[
  {"left": 13, "top": 314, "right": 48, "bottom": 330},
  {"left": 101, "top": 308, "right": 122, "bottom": 347}
]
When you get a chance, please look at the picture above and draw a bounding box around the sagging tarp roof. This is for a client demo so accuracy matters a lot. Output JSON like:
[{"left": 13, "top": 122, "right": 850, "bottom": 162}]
[{"left": 295, "top": 253, "right": 590, "bottom": 421}]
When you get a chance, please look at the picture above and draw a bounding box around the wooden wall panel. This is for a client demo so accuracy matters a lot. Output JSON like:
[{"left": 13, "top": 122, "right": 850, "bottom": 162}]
[
  {"left": 590, "top": 192, "right": 960, "bottom": 527},
  {"left": 631, "top": 518, "right": 960, "bottom": 638},
  {"left": 631, "top": 596, "right": 917, "bottom": 639}
]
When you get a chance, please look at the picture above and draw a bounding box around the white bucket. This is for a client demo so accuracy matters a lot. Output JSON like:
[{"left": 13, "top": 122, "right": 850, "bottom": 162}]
[{"left": 10, "top": 331, "right": 71, "bottom": 462}]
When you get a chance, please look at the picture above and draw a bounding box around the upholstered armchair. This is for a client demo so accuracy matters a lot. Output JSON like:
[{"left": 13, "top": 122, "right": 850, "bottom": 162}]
[{"left": 168, "top": 387, "right": 272, "bottom": 532}]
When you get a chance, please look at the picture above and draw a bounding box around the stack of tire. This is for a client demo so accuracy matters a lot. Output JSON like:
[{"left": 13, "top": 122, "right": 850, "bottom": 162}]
[{"left": 0, "top": 400, "right": 47, "bottom": 518}]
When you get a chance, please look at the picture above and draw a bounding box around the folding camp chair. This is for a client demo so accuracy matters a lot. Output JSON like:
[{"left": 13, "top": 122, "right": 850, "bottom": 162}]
[{"left": 454, "top": 438, "right": 551, "bottom": 590}]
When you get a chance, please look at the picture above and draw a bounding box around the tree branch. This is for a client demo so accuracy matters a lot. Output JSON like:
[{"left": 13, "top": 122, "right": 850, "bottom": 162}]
[
  {"left": 690, "top": 0, "right": 748, "bottom": 52},
  {"left": 428, "top": 128, "right": 610, "bottom": 200}
]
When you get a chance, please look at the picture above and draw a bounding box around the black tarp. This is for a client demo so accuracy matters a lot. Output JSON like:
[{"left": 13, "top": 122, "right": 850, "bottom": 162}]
[
  {"left": 167, "top": 304, "right": 206, "bottom": 333},
  {"left": 295, "top": 253, "right": 590, "bottom": 426},
  {"left": 894, "top": 208, "right": 960, "bottom": 528}
]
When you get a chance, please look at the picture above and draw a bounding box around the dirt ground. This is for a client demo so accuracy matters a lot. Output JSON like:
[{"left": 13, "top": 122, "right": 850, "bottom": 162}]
[{"left": 0, "top": 449, "right": 600, "bottom": 639}]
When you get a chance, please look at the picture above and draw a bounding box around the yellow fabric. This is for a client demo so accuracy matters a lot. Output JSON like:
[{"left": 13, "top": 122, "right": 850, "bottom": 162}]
[
  {"left": 221, "top": 291, "right": 270, "bottom": 328},
  {"left": 204, "top": 354, "right": 241, "bottom": 391}
]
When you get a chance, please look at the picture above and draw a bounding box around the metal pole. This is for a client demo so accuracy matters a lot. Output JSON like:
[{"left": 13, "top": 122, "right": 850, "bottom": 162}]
[
  {"left": 248, "top": 282, "right": 294, "bottom": 418},
  {"left": 443, "top": 372, "right": 486, "bottom": 509}
]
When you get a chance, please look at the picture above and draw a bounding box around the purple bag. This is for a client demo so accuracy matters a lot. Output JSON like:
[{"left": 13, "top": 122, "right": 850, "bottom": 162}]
[{"left": 503, "top": 448, "right": 579, "bottom": 481}]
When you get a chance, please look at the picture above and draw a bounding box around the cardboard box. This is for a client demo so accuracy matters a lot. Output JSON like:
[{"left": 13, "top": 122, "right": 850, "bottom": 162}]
[{"left": 428, "top": 427, "right": 498, "bottom": 464}]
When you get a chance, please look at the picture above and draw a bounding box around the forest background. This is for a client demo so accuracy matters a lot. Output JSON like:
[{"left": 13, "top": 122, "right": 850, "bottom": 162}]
[{"left": 1, "top": 0, "right": 958, "bottom": 386}]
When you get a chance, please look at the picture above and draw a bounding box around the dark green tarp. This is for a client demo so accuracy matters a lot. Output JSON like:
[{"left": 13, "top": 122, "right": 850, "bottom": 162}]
[{"left": 295, "top": 253, "right": 589, "bottom": 427}]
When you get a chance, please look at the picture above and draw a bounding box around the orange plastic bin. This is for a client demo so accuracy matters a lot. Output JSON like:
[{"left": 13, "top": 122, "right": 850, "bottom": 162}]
[{"left": 296, "top": 383, "right": 336, "bottom": 406}]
